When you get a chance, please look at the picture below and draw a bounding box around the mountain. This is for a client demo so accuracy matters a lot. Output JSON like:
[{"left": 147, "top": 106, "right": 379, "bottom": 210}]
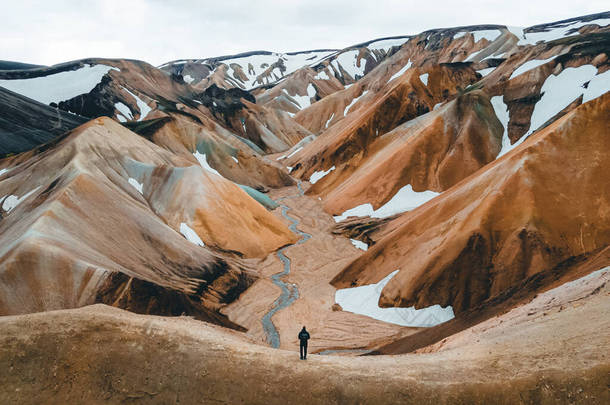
[
  {"left": 0, "top": 86, "right": 87, "bottom": 155},
  {"left": 0, "top": 10, "right": 609, "bottom": 404},
  {"left": 0, "top": 117, "right": 296, "bottom": 326}
]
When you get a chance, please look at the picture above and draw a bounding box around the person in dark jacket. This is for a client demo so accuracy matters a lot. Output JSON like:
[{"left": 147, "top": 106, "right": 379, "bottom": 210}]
[{"left": 298, "top": 326, "right": 310, "bottom": 360}]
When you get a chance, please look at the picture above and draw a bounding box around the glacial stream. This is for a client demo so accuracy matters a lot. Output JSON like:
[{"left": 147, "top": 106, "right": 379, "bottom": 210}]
[{"left": 261, "top": 182, "right": 311, "bottom": 348}]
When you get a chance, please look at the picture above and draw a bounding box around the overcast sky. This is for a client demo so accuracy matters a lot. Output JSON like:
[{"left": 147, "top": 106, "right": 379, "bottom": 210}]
[{"left": 3, "top": 0, "right": 607, "bottom": 67}]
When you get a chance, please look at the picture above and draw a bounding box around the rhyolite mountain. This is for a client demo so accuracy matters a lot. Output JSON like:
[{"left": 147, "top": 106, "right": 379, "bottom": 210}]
[{"left": 0, "top": 11, "right": 609, "bottom": 404}]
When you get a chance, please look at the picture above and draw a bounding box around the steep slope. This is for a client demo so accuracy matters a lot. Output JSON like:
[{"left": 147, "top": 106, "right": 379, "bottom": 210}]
[
  {"left": 332, "top": 93, "right": 610, "bottom": 314},
  {"left": 160, "top": 50, "right": 337, "bottom": 90},
  {"left": 0, "top": 117, "right": 297, "bottom": 321},
  {"left": 286, "top": 13, "right": 609, "bottom": 188},
  {"left": 0, "top": 86, "right": 87, "bottom": 155},
  {"left": 310, "top": 89, "right": 503, "bottom": 214},
  {"left": 253, "top": 36, "right": 411, "bottom": 114},
  {"left": 0, "top": 58, "right": 305, "bottom": 187}
]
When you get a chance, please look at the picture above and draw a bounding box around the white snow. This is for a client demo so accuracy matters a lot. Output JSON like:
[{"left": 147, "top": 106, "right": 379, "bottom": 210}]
[
  {"left": 285, "top": 83, "right": 317, "bottom": 110},
  {"left": 433, "top": 102, "right": 443, "bottom": 110},
  {"left": 510, "top": 64, "right": 608, "bottom": 151},
  {"left": 367, "top": 38, "right": 408, "bottom": 52},
  {"left": 388, "top": 60, "right": 412, "bottom": 83},
  {"left": 315, "top": 70, "right": 330, "bottom": 80},
  {"left": 477, "top": 67, "right": 496, "bottom": 77},
  {"left": 1, "top": 187, "right": 40, "bottom": 213},
  {"left": 344, "top": 90, "right": 369, "bottom": 116},
  {"left": 517, "top": 18, "right": 610, "bottom": 46},
  {"left": 193, "top": 151, "right": 221, "bottom": 177},
  {"left": 324, "top": 112, "right": 335, "bottom": 129},
  {"left": 287, "top": 166, "right": 293, "bottom": 173},
  {"left": 507, "top": 26, "right": 526, "bottom": 41},
  {"left": 0, "top": 168, "right": 9, "bottom": 177},
  {"left": 334, "top": 184, "right": 439, "bottom": 222},
  {"left": 453, "top": 31, "right": 467, "bottom": 39},
  {"left": 419, "top": 73, "right": 429, "bottom": 86},
  {"left": 335, "top": 270, "right": 455, "bottom": 327},
  {"left": 231, "top": 156, "right": 239, "bottom": 163},
  {"left": 123, "top": 88, "right": 152, "bottom": 121},
  {"left": 465, "top": 48, "right": 486, "bottom": 62},
  {"left": 530, "top": 65, "right": 601, "bottom": 133},
  {"left": 286, "top": 146, "right": 303, "bottom": 159},
  {"left": 217, "top": 50, "right": 335, "bottom": 90},
  {"left": 180, "top": 223, "right": 205, "bottom": 247},
  {"left": 115, "top": 102, "right": 133, "bottom": 121},
  {"left": 472, "top": 29, "right": 502, "bottom": 43},
  {"left": 0, "top": 64, "right": 119, "bottom": 105},
  {"left": 128, "top": 178, "right": 143, "bottom": 194},
  {"left": 582, "top": 69, "right": 610, "bottom": 103},
  {"left": 309, "top": 166, "right": 335, "bottom": 184},
  {"left": 183, "top": 74, "right": 195, "bottom": 84},
  {"left": 491, "top": 96, "right": 513, "bottom": 158},
  {"left": 331, "top": 50, "right": 367, "bottom": 80},
  {"left": 509, "top": 56, "right": 557, "bottom": 79},
  {"left": 350, "top": 239, "right": 368, "bottom": 251}
]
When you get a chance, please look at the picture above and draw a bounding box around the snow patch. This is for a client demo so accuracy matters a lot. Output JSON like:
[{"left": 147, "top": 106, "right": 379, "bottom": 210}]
[
  {"left": 231, "top": 156, "right": 239, "bottom": 163},
  {"left": 350, "top": 239, "right": 368, "bottom": 251},
  {"left": 193, "top": 151, "right": 221, "bottom": 177},
  {"left": 388, "top": 60, "right": 412, "bottom": 83},
  {"left": 509, "top": 56, "right": 557, "bottom": 79},
  {"left": 419, "top": 73, "right": 429, "bottom": 86},
  {"left": 286, "top": 83, "right": 317, "bottom": 110},
  {"left": 517, "top": 18, "right": 610, "bottom": 46},
  {"left": 180, "top": 223, "right": 205, "bottom": 247},
  {"left": 325, "top": 112, "right": 335, "bottom": 129},
  {"left": 335, "top": 270, "right": 455, "bottom": 327},
  {"left": 286, "top": 146, "right": 303, "bottom": 159},
  {"left": 332, "top": 50, "right": 367, "bottom": 79},
  {"left": 367, "top": 38, "right": 408, "bottom": 52},
  {"left": 309, "top": 166, "right": 335, "bottom": 184},
  {"left": 472, "top": 29, "right": 502, "bottom": 43},
  {"left": 123, "top": 88, "right": 152, "bottom": 121},
  {"left": 315, "top": 70, "right": 330, "bottom": 80},
  {"left": 491, "top": 96, "right": 512, "bottom": 157},
  {"left": 510, "top": 64, "right": 607, "bottom": 151},
  {"left": 334, "top": 184, "right": 439, "bottom": 222},
  {"left": 115, "top": 102, "right": 133, "bottom": 121},
  {"left": 183, "top": 74, "right": 195, "bottom": 84},
  {"left": 344, "top": 90, "right": 369, "bottom": 116},
  {"left": 128, "top": 178, "right": 143, "bottom": 194},
  {"left": 1, "top": 187, "right": 40, "bottom": 213},
  {"left": 477, "top": 67, "right": 496, "bottom": 77},
  {"left": 0, "top": 64, "right": 119, "bottom": 105}
]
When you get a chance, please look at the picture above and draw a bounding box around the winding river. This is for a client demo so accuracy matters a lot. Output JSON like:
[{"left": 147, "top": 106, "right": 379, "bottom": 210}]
[{"left": 261, "top": 182, "right": 311, "bottom": 348}]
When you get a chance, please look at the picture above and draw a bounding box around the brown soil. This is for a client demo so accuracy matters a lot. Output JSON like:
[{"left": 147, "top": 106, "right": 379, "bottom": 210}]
[{"left": 223, "top": 184, "right": 416, "bottom": 352}]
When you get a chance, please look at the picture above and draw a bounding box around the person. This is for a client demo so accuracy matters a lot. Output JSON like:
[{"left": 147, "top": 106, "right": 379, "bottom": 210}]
[{"left": 298, "top": 326, "right": 310, "bottom": 360}]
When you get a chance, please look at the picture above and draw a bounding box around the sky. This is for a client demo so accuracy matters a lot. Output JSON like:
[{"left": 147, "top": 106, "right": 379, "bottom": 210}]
[{"left": 2, "top": 0, "right": 607, "bottom": 67}]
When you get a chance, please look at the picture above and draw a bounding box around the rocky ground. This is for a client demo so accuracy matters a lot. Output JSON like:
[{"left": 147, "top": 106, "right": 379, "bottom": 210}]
[
  {"left": 1, "top": 182, "right": 607, "bottom": 404},
  {"left": 223, "top": 183, "right": 417, "bottom": 352}
]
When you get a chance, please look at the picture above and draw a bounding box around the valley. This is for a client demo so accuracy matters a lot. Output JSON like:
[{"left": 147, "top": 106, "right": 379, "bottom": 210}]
[{"left": 0, "top": 9, "right": 609, "bottom": 404}]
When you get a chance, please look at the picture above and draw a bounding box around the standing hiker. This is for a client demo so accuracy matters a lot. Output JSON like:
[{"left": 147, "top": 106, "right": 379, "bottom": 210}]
[{"left": 298, "top": 326, "right": 310, "bottom": 360}]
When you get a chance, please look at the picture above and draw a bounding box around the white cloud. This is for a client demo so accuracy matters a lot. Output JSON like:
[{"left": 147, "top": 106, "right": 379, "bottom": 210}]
[{"left": 1, "top": 1, "right": 607, "bottom": 67}]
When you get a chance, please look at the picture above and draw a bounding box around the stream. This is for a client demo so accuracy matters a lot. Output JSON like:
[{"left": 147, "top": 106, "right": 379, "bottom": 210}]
[{"left": 261, "top": 182, "right": 311, "bottom": 348}]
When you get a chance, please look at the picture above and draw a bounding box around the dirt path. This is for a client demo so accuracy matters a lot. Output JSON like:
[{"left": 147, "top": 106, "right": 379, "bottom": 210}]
[
  {"left": 261, "top": 182, "right": 312, "bottom": 348},
  {"left": 223, "top": 183, "right": 419, "bottom": 353}
]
